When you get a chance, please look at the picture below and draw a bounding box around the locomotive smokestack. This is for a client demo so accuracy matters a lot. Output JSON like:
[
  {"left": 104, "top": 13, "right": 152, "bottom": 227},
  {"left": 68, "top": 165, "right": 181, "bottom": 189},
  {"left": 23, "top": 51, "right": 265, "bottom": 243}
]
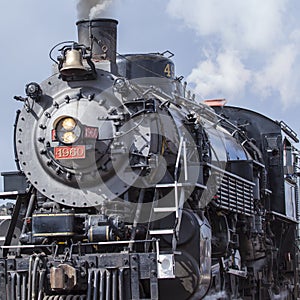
[{"left": 76, "top": 18, "right": 118, "bottom": 66}]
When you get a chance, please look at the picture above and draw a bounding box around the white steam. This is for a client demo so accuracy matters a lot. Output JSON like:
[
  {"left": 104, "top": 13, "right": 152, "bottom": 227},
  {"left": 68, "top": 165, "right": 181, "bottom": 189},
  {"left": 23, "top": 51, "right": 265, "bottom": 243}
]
[
  {"left": 77, "top": 0, "right": 113, "bottom": 19},
  {"left": 167, "top": 0, "right": 300, "bottom": 106}
]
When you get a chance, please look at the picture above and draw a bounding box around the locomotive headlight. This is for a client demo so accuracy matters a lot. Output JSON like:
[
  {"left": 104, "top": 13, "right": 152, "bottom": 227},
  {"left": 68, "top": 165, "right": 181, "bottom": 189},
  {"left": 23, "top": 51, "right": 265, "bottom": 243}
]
[
  {"left": 56, "top": 117, "right": 81, "bottom": 144},
  {"left": 62, "top": 131, "right": 78, "bottom": 144},
  {"left": 62, "top": 117, "right": 76, "bottom": 131}
]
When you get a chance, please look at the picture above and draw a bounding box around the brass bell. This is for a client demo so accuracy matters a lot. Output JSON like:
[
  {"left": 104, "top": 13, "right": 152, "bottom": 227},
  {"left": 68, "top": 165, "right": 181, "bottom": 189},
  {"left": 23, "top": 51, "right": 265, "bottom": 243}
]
[{"left": 60, "top": 49, "right": 86, "bottom": 76}]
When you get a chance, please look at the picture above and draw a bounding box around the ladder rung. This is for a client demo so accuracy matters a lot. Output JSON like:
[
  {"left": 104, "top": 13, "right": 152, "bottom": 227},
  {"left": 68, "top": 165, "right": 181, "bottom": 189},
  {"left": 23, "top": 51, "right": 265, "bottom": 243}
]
[
  {"left": 196, "top": 183, "right": 207, "bottom": 189},
  {"left": 149, "top": 229, "right": 174, "bottom": 235},
  {"left": 153, "top": 207, "right": 177, "bottom": 213}
]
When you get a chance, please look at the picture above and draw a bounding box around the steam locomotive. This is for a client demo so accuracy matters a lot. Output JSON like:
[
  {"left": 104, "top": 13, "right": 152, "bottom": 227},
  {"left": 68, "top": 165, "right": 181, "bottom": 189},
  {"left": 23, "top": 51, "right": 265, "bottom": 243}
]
[{"left": 0, "top": 18, "right": 300, "bottom": 300}]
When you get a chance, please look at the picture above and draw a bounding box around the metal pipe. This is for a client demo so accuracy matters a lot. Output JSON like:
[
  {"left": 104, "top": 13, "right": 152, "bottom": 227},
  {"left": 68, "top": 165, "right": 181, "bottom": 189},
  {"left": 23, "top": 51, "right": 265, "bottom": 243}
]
[
  {"left": 22, "top": 273, "right": 27, "bottom": 300},
  {"left": 99, "top": 269, "right": 105, "bottom": 300},
  {"left": 10, "top": 272, "right": 16, "bottom": 300},
  {"left": 183, "top": 140, "right": 188, "bottom": 181},
  {"left": 112, "top": 270, "right": 117, "bottom": 300},
  {"left": 13, "top": 110, "right": 21, "bottom": 171},
  {"left": 1, "top": 238, "right": 155, "bottom": 250},
  {"left": 16, "top": 273, "right": 21, "bottom": 300},
  {"left": 41, "top": 202, "right": 60, "bottom": 211},
  {"left": 129, "top": 189, "right": 145, "bottom": 251},
  {"left": 106, "top": 270, "right": 111, "bottom": 299},
  {"left": 183, "top": 81, "right": 187, "bottom": 98},
  {"left": 21, "top": 192, "right": 36, "bottom": 236},
  {"left": 31, "top": 256, "right": 40, "bottom": 300},
  {"left": 118, "top": 269, "right": 124, "bottom": 300},
  {"left": 93, "top": 270, "right": 99, "bottom": 300},
  {"left": 175, "top": 136, "right": 184, "bottom": 181},
  {"left": 37, "top": 270, "right": 46, "bottom": 300},
  {"left": 87, "top": 270, "right": 93, "bottom": 300},
  {"left": 27, "top": 255, "right": 34, "bottom": 300}
]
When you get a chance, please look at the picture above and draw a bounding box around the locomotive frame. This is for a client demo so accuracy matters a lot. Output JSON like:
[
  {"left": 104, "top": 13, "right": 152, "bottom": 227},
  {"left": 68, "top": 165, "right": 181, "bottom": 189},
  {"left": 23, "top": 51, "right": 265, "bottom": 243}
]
[{"left": 0, "top": 18, "right": 300, "bottom": 300}]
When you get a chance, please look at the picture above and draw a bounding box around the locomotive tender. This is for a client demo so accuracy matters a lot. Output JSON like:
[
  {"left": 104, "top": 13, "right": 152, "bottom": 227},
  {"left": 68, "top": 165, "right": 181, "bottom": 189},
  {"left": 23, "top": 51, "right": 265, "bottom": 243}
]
[{"left": 0, "top": 18, "right": 300, "bottom": 299}]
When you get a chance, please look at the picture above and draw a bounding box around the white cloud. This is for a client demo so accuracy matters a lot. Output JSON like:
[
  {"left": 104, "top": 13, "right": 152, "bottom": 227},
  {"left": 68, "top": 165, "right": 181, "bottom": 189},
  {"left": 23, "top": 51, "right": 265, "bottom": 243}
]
[
  {"left": 167, "top": 0, "right": 287, "bottom": 51},
  {"left": 167, "top": 0, "right": 300, "bottom": 106},
  {"left": 187, "top": 49, "right": 251, "bottom": 100},
  {"left": 253, "top": 44, "right": 300, "bottom": 106}
]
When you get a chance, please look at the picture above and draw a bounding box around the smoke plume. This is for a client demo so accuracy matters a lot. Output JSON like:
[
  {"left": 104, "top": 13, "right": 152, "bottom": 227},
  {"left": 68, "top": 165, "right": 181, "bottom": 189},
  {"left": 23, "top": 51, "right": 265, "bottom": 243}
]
[
  {"left": 77, "top": 0, "right": 113, "bottom": 19},
  {"left": 166, "top": 0, "right": 300, "bottom": 106}
]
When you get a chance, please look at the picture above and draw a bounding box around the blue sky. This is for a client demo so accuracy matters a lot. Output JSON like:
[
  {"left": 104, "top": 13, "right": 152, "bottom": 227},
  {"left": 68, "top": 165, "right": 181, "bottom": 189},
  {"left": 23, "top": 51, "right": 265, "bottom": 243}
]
[{"left": 1, "top": 0, "right": 300, "bottom": 189}]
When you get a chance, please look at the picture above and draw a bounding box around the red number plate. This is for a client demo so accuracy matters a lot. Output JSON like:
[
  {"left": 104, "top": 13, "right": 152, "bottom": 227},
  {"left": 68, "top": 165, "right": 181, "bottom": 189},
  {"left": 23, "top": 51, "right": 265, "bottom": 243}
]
[
  {"left": 85, "top": 126, "right": 99, "bottom": 139},
  {"left": 54, "top": 145, "right": 86, "bottom": 160}
]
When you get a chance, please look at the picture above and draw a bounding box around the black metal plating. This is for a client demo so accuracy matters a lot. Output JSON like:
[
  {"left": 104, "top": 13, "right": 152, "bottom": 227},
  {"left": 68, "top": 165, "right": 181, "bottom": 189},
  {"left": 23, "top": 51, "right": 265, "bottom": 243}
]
[{"left": 76, "top": 19, "right": 118, "bottom": 63}]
